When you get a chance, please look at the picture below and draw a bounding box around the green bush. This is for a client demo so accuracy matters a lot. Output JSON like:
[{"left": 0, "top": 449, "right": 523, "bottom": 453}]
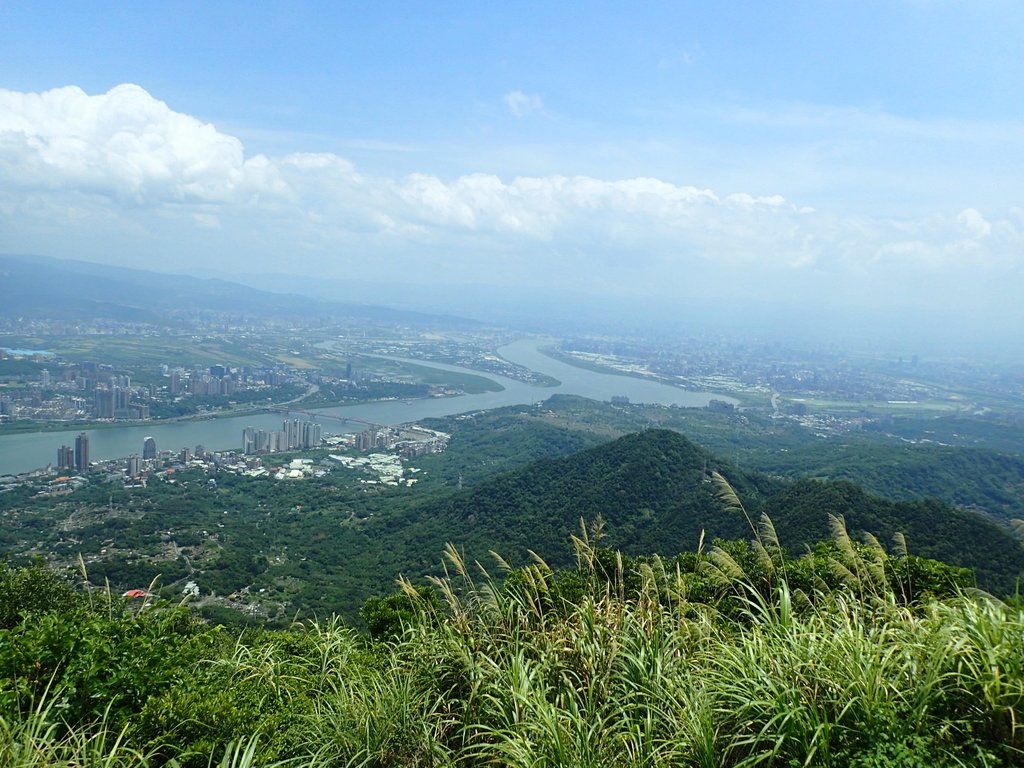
[
  {"left": 0, "top": 562, "right": 82, "bottom": 629},
  {"left": 0, "top": 571, "right": 219, "bottom": 730}
]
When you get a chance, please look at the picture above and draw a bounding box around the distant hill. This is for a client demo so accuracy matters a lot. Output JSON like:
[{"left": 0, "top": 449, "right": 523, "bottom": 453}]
[
  {"left": 390, "top": 429, "right": 1024, "bottom": 594},
  {"left": 467, "top": 395, "right": 1024, "bottom": 523},
  {"left": 0, "top": 253, "right": 479, "bottom": 327},
  {"left": 763, "top": 478, "right": 1024, "bottom": 594},
  {"left": 402, "top": 429, "right": 764, "bottom": 560},
  {"left": 750, "top": 442, "right": 1024, "bottom": 521}
]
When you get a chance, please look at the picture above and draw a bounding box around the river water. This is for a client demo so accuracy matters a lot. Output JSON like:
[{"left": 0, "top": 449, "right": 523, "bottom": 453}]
[{"left": 0, "top": 339, "right": 726, "bottom": 475}]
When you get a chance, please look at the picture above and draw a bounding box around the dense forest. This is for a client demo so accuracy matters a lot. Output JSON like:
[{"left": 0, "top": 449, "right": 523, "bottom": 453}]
[{"left": 3, "top": 399, "right": 1024, "bottom": 624}]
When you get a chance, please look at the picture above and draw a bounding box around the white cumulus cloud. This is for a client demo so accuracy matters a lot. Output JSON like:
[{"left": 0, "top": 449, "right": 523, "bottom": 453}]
[
  {"left": 0, "top": 84, "right": 287, "bottom": 204},
  {"left": 1, "top": 83, "right": 1021, "bottom": 316}
]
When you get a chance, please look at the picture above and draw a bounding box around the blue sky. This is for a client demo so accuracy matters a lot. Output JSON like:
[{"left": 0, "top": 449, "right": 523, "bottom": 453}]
[{"left": 1, "top": 1, "right": 1022, "bottom": 337}]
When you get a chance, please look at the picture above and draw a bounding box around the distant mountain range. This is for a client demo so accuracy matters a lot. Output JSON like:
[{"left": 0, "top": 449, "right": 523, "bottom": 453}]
[
  {"left": 212, "top": 270, "right": 1024, "bottom": 354},
  {"left": 6, "top": 254, "right": 1022, "bottom": 354},
  {"left": 0, "top": 253, "right": 479, "bottom": 327}
]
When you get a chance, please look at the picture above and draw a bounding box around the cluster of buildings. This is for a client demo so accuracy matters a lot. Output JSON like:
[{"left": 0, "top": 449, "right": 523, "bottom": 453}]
[
  {"left": 92, "top": 374, "right": 150, "bottom": 420},
  {"left": 165, "top": 364, "right": 293, "bottom": 397},
  {"left": 242, "top": 420, "right": 323, "bottom": 455},
  {"left": 168, "top": 369, "right": 238, "bottom": 397},
  {"left": 40, "top": 435, "right": 244, "bottom": 492},
  {"left": 45, "top": 420, "right": 447, "bottom": 482},
  {"left": 329, "top": 452, "right": 421, "bottom": 487},
  {"left": 56, "top": 432, "right": 92, "bottom": 472},
  {"left": 0, "top": 356, "right": 132, "bottom": 423},
  {"left": 352, "top": 425, "right": 449, "bottom": 457},
  {"left": 36, "top": 363, "right": 150, "bottom": 420},
  {"left": 0, "top": 352, "right": 307, "bottom": 427},
  {"left": 0, "top": 416, "right": 456, "bottom": 501},
  {"left": 1, "top": 364, "right": 162, "bottom": 424},
  {"left": 56, "top": 433, "right": 163, "bottom": 477}
]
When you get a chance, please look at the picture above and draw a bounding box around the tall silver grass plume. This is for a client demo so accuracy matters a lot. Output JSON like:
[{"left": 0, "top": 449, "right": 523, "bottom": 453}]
[
  {"left": 711, "top": 470, "right": 757, "bottom": 541},
  {"left": 705, "top": 545, "right": 747, "bottom": 584},
  {"left": 757, "top": 513, "right": 779, "bottom": 550},
  {"left": 828, "top": 513, "right": 857, "bottom": 565},
  {"left": 892, "top": 531, "right": 909, "bottom": 559}
]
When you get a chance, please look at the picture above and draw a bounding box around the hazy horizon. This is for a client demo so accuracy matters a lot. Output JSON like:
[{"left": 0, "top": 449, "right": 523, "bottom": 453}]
[{"left": 2, "top": 3, "right": 1022, "bottom": 349}]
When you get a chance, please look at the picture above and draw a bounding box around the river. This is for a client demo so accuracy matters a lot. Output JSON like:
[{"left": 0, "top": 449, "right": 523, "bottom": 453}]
[{"left": 0, "top": 339, "right": 727, "bottom": 475}]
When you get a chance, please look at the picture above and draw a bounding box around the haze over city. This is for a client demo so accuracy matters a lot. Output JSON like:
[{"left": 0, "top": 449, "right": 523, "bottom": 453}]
[{"left": 2, "top": 2, "right": 1022, "bottom": 348}]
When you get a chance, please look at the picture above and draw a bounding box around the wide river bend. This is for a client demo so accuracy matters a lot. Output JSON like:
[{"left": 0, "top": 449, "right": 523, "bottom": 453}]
[{"left": 0, "top": 339, "right": 729, "bottom": 475}]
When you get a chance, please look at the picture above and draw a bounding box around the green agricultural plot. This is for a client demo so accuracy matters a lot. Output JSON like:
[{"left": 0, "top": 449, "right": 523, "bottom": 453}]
[
  {"left": 0, "top": 334, "right": 274, "bottom": 371},
  {"left": 795, "top": 396, "right": 961, "bottom": 414},
  {"left": 348, "top": 355, "right": 504, "bottom": 394}
]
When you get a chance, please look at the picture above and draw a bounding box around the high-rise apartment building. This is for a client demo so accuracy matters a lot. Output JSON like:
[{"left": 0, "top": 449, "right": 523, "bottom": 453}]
[
  {"left": 93, "top": 387, "right": 115, "bottom": 418},
  {"left": 284, "top": 419, "right": 300, "bottom": 450},
  {"left": 74, "top": 432, "right": 90, "bottom": 472},
  {"left": 242, "top": 426, "right": 256, "bottom": 454},
  {"left": 302, "top": 421, "right": 322, "bottom": 449},
  {"left": 57, "top": 444, "right": 74, "bottom": 470}
]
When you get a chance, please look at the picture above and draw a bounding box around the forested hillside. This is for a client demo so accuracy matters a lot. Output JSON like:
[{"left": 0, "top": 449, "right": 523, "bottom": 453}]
[
  {"left": 4, "top": 414, "right": 1024, "bottom": 624},
  {"left": 494, "top": 395, "right": 1024, "bottom": 522},
  {"left": 403, "top": 428, "right": 1024, "bottom": 595}
]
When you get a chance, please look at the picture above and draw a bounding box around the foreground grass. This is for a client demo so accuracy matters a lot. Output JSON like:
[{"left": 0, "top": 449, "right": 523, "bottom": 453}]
[{"left": 2, "top": 527, "right": 1023, "bottom": 767}]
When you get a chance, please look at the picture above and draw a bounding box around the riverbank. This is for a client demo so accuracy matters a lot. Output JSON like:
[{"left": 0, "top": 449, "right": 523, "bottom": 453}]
[
  {"left": 537, "top": 346, "right": 767, "bottom": 408},
  {"left": 0, "top": 338, "right": 726, "bottom": 475}
]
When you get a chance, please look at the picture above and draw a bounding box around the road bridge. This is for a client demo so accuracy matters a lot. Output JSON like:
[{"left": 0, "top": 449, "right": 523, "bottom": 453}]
[{"left": 270, "top": 407, "right": 384, "bottom": 430}]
